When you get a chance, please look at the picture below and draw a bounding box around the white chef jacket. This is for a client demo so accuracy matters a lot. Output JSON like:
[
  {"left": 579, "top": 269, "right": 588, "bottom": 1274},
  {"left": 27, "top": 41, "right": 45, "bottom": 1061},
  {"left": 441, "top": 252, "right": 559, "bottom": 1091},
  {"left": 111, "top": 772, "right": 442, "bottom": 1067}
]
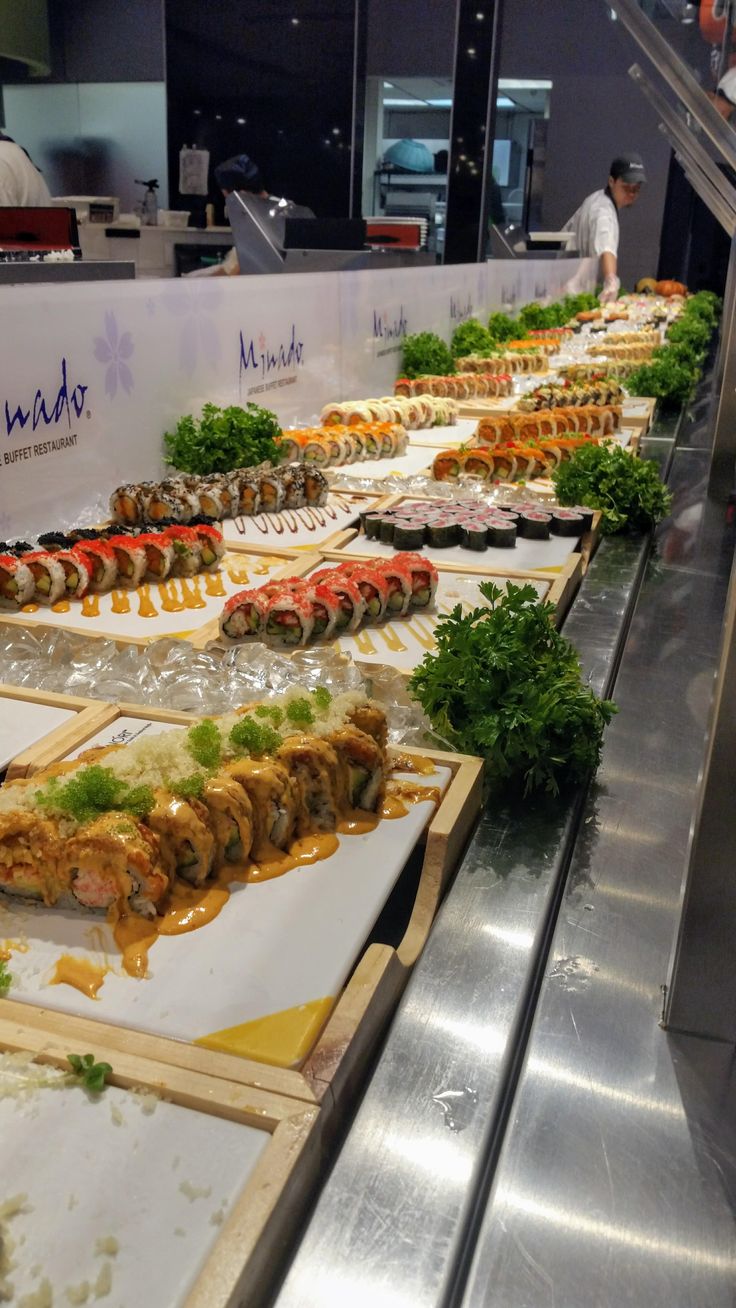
[
  {"left": 0, "top": 140, "right": 51, "bottom": 207},
  {"left": 563, "top": 188, "right": 619, "bottom": 259}
]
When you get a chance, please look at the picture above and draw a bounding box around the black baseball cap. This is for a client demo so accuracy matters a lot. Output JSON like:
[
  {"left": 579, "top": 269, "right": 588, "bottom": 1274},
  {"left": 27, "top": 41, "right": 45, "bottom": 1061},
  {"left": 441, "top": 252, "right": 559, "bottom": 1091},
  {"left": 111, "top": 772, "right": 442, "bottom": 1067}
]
[
  {"left": 214, "top": 153, "right": 264, "bottom": 194},
  {"left": 610, "top": 153, "right": 647, "bottom": 184}
]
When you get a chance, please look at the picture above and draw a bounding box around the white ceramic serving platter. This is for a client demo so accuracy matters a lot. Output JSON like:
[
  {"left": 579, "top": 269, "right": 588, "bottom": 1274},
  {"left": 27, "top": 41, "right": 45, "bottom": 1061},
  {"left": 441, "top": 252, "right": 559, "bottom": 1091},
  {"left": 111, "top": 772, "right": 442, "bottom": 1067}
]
[
  {"left": 329, "top": 445, "right": 435, "bottom": 484},
  {"left": 622, "top": 398, "right": 654, "bottom": 422},
  {"left": 336, "top": 523, "right": 580, "bottom": 573},
  {"left": 218, "top": 491, "right": 381, "bottom": 550},
  {"left": 0, "top": 699, "right": 76, "bottom": 772},
  {"left": 300, "top": 561, "right": 551, "bottom": 673},
  {"left": 0, "top": 552, "right": 289, "bottom": 643},
  {"left": 405, "top": 418, "right": 479, "bottom": 448},
  {"left": 2, "top": 717, "right": 450, "bottom": 1069},
  {"left": 0, "top": 1057, "right": 267, "bottom": 1307}
]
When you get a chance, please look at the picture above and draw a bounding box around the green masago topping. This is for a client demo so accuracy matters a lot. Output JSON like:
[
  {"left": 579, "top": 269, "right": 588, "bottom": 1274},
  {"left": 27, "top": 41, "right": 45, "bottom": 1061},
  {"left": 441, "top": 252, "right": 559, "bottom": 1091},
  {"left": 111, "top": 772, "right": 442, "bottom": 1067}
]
[
  {"left": 186, "top": 719, "right": 222, "bottom": 770},
  {"left": 36, "top": 766, "right": 154, "bottom": 826},
  {"left": 285, "top": 698, "right": 315, "bottom": 726},
  {"left": 254, "top": 704, "right": 284, "bottom": 727},
  {"left": 229, "top": 717, "right": 282, "bottom": 757},
  {"left": 311, "top": 687, "right": 332, "bottom": 711},
  {"left": 171, "top": 773, "right": 206, "bottom": 801}
]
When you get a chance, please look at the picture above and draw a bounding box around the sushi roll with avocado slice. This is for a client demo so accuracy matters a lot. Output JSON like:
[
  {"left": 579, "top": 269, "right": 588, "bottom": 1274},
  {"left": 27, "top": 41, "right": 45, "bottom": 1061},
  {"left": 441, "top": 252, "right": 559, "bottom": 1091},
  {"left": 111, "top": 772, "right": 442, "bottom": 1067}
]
[
  {"left": 392, "top": 554, "right": 438, "bottom": 609},
  {"left": 0, "top": 554, "right": 35, "bottom": 608},
  {"left": 55, "top": 548, "right": 91, "bottom": 598},
  {"left": 163, "top": 526, "right": 204, "bottom": 577},
  {"left": 72, "top": 540, "right": 119, "bottom": 592},
  {"left": 302, "top": 583, "right": 340, "bottom": 640},
  {"left": 106, "top": 536, "right": 147, "bottom": 588},
  {"left": 310, "top": 570, "right": 366, "bottom": 632},
  {"left": 219, "top": 588, "right": 270, "bottom": 641},
  {"left": 136, "top": 533, "right": 175, "bottom": 582},
  {"left": 189, "top": 523, "right": 225, "bottom": 570},
  {"left": 201, "top": 775, "right": 254, "bottom": 871},
  {"left": 145, "top": 789, "right": 215, "bottom": 887},
  {"left": 264, "top": 590, "right": 316, "bottom": 647},
  {"left": 345, "top": 567, "right": 389, "bottom": 621},
  {"left": 382, "top": 564, "right": 413, "bottom": 615},
  {"left": 328, "top": 724, "right": 386, "bottom": 812},
  {"left": 22, "top": 551, "right": 67, "bottom": 604}
]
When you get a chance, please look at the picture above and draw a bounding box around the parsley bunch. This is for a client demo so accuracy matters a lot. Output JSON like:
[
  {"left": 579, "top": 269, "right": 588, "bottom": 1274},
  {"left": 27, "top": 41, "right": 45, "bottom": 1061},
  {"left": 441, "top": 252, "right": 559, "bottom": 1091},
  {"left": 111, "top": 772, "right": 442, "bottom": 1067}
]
[
  {"left": 400, "top": 332, "right": 455, "bottom": 379},
  {"left": 409, "top": 583, "right": 616, "bottom": 796},
  {"left": 553, "top": 443, "right": 672, "bottom": 535},
  {"left": 627, "top": 290, "right": 720, "bottom": 406},
  {"left": 487, "top": 311, "right": 518, "bottom": 343},
  {"left": 450, "top": 318, "right": 493, "bottom": 359},
  {"left": 164, "top": 402, "right": 283, "bottom": 475}
]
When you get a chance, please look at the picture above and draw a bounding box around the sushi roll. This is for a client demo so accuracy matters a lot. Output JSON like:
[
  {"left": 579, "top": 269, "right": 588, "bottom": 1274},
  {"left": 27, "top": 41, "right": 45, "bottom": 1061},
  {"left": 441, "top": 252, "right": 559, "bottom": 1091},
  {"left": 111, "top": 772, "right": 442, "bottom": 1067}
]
[
  {"left": 197, "top": 480, "right": 230, "bottom": 520},
  {"left": 489, "top": 448, "right": 518, "bottom": 481},
  {"left": 237, "top": 474, "right": 262, "bottom": 517},
  {"left": 310, "top": 571, "right": 366, "bottom": 632},
  {"left": 0, "top": 554, "right": 35, "bottom": 608},
  {"left": 393, "top": 523, "right": 426, "bottom": 550},
  {"left": 164, "top": 526, "right": 204, "bottom": 577},
  {"left": 134, "top": 532, "right": 174, "bottom": 582},
  {"left": 276, "top": 737, "right": 342, "bottom": 836},
  {"left": 59, "top": 813, "right": 170, "bottom": 917},
  {"left": 189, "top": 523, "right": 225, "bottom": 570},
  {"left": 463, "top": 450, "right": 494, "bottom": 481},
  {"left": 392, "top": 554, "right": 438, "bottom": 608},
  {"left": 72, "top": 540, "right": 118, "bottom": 592},
  {"left": 143, "top": 484, "right": 198, "bottom": 524},
  {"left": 278, "top": 433, "right": 303, "bottom": 463},
  {"left": 379, "top": 518, "right": 395, "bottom": 545},
  {"left": 37, "top": 531, "right": 73, "bottom": 553},
  {"left": 278, "top": 465, "right": 307, "bottom": 510},
  {"left": 488, "top": 518, "right": 517, "bottom": 548},
  {"left": 460, "top": 523, "right": 488, "bottom": 552},
  {"left": 225, "top": 757, "right": 298, "bottom": 857},
  {"left": 145, "top": 790, "right": 215, "bottom": 887},
  {"left": 302, "top": 437, "right": 331, "bottom": 466},
  {"left": 550, "top": 510, "right": 585, "bottom": 537},
  {"left": 302, "top": 583, "right": 340, "bottom": 640},
  {"left": 258, "top": 471, "right": 286, "bottom": 514},
  {"left": 363, "top": 513, "right": 383, "bottom": 541},
  {"left": 110, "top": 483, "right": 149, "bottom": 526},
  {"left": 517, "top": 511, "right": 552, "bottom": 540},
  {"left": 264, "top": 589, "right": 315, "bottom": 647},
  {"left": 344, "top": 566, "right": 389, "bottom": 621},
  {"left": 426, "top": 518, "right": 459, "bottom": 548},
  {"left": 106, "top": 536, "right": 147, "bottom": 588},
  {"left": 433, "top": 450, "right": 463, "bottom": 481},
  {"left": 219, "top": 588, "right": 270, "bottom": 641},
  {"left": 22, "top": 551, "right": 67, "bottom": 604},
  {"left": 328, "top": 725, "right": 386, "bottom": 812},
  {"left": 382, "top": 564, "right": 413, "bottom": 615},
  {"left": 201, "top": 775, "right": 254, "bottom": 871},
  {"left": 55, "top": 549, "right": 91, "bottom": 599},
  {"left": 304, "top": 468, "right": 328, "bottom": 507},
  {"left": 568, "top": 505, "right": 595, "bottom": 532}
]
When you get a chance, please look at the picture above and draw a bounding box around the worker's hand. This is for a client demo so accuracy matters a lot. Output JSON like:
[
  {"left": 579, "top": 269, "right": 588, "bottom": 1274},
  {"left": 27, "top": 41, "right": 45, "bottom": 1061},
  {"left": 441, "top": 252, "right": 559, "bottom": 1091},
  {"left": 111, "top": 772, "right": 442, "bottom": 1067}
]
[
  {"left": 599, "top": 273, "right": 621, "bottom": 305},
  {"left": 184, "top": 265, "right": 223, "bottom": 278}
]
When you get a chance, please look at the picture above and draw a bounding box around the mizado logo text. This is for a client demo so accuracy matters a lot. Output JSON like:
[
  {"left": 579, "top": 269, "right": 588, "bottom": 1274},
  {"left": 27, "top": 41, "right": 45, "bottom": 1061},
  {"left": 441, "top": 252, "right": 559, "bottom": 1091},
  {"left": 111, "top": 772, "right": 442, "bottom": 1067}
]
[
  {"left": 4, "top": 357, "right": 89, "bottom": 437},
  {"left": 372, "top": 305, "right": 408, "bottom": 342},
  {"left": 239, "top": 324, "right": 305, "bottom": 384}
]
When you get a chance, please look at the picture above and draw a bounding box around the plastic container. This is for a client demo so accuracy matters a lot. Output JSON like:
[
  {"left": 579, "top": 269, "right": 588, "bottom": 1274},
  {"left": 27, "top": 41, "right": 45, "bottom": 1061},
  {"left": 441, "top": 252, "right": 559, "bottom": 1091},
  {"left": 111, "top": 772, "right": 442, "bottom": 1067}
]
[{"left": 158, "top": 210, "right": 190, "bottom": 228}]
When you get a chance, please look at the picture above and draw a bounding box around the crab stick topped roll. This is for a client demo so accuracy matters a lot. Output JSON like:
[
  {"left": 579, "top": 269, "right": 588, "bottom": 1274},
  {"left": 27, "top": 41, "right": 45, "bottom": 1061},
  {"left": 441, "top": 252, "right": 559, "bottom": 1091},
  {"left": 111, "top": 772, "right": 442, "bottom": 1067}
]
[{"left": 59, "top": 814, "right": 170, "bottom": 917}]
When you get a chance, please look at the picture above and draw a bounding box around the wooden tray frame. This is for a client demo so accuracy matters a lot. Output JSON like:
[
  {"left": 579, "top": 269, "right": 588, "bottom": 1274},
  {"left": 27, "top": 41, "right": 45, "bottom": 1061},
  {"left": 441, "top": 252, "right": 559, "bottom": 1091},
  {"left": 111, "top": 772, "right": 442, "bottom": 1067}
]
[
  {"left": 0, "top": 547, "right": 302, "bottom": 653},
  {"left": 0, "top": 1017, "right": 321, "bottom": 1308},
  {"left": 0, "top": 684, "right": 117, "bottom": 781},
  {"left": 4, "top": 706, "right": 483, "bottom": 1111}
]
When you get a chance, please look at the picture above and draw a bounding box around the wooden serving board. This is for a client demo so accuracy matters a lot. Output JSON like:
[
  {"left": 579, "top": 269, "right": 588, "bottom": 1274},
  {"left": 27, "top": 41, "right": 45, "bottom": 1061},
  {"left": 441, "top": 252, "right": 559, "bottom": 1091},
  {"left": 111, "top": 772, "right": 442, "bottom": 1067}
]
[
  {"left": 0, "top": 685, "right": 116, "bottom": 781},
  {"left": 621, "top": 396, "right": 657, "bottom": 432},
  {"left": 0, "top": 708, "right": 482, "bottom": 1109},
  {"left": 0, "top": 1023, "right": 320, "bottom": 1308},
  {"left": 220, "top": 491, "right": 387, "bottom": 553},
  {"left": 0, "top": 550, "right": 298, "bottom": 650}
]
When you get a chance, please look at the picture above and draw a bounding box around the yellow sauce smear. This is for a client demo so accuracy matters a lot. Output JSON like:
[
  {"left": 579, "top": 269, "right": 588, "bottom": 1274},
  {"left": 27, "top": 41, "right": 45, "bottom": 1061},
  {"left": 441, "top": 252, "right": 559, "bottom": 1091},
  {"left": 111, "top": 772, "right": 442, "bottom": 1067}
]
[
  {"left": 110, "top": 588, "right": 131, "bottom": 615},
  {"left": 338, "top": 810, "right": 379, "bottom": 835},
  {"left": 179, "top": 577, "right": 207, "bottom": 611},
  {"left": 137, "top": 584, "right": 158, "bottom": 619},
  {"left": 21, "top": 603, "right": 40, "bottom": 614},
  {"left": 195, "top": 995, "right": 334, "bottom": 1067},
  {"left": 157, "top": 881, "right": 230, "bottom": 935},
  {"left": 387, "top": 782, "right": 441, "bottom": 812},
  {"left": 157, "top": 580, "right": 185, "bottom": 614},
  {"left": 81, "top": 594, "right": 100, "bottom": 619},
  {"left": 51, "top": 955, "right": 108, "bottom": 1000},
  {"left": 204, "top": 572, "right": 226, "bottom": 597},
  {"left": 51, "top": 600, "right": 71, "bottom": 614},
  {"left": 390, "top": 752, "right": 438, "bottom": 776}
]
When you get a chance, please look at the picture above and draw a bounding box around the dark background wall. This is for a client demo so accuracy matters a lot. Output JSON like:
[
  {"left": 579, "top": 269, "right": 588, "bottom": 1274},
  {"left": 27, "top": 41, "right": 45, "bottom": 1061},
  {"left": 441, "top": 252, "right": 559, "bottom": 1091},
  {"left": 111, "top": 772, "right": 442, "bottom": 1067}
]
[
  {"left": 2, "top": 0, "right": 165, "bottom": 83},
  {"left": 165, "top": 0, "right": 357, "bottom": 221}
]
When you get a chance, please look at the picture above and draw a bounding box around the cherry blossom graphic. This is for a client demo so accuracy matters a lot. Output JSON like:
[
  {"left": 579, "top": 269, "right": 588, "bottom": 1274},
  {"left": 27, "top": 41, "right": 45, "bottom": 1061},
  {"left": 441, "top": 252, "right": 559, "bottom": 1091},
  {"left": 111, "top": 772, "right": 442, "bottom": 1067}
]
[
  {"left": 161, "top": 281, "right": 222, "bottom": 376},
  {"left": 92, "top": 312, "right": 134, "bottom": 399}
]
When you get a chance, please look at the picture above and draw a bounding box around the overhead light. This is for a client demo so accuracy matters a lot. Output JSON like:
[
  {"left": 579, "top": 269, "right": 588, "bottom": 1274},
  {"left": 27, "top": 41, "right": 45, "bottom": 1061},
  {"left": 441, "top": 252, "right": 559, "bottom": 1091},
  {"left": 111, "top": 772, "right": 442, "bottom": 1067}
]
[
  {"left": 332, "top": 126, "right": 341, "bottom": 135},
  {"left": 193, "top": 109, "right": 201, "bottom": 116},
  {"left": 383, "top": 81, "right": 394, "bottom": 88},
  {"left": 383, "top": 98, "right": 424, "bottom": 106},
  {"left": 215, "top": 113, "right": 222, "bottom": 121},
  {"left": 236, "top": 117, "right": 246, "bottom": 125},
  {"left": 496, "top": 97, "right": 515, "bottom": 108},
  {"left": 498, "top": 78, "right": 552, "bottom": 90},
  {"left": 476, "top": 10, "right": 485, "bottom": 17},
  {"left": 427, "top": 98, "right": 453, "bottom": 107},
  {"left": 467, "top": 47, "right": 477, "bottom": 56},
  {"left": 291, "top": 15, "right": 300, "bottom": 24}
]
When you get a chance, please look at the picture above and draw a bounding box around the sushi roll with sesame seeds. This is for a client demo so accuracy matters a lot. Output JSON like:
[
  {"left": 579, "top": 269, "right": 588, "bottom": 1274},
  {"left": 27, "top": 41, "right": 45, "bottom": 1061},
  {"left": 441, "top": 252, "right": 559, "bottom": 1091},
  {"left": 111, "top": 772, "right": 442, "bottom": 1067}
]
[
  {"left": 197, "top": 481, "right": 229, "bottom": 520},
  {"left": 303, "top": 467, "right": 329, "bottom": 507},
  {"left": 280, "top": 465, "right": 308, "bottom": 510},
  {"left": 236, "top": 473, "right": 262, "bottom": 517}
]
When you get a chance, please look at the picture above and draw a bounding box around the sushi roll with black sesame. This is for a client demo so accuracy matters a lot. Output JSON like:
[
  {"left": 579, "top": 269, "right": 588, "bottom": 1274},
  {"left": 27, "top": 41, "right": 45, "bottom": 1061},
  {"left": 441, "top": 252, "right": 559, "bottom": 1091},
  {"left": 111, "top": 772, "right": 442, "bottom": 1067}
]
[
  {"left": 37, "top": 531, "right": 73, "bottom": 553},
  {"left": 258, "top": 471, "right": 286, "bottom": 514},
  {"left": 280, "top": 465, "right": 308, "bottom": 510},
  {"left": 197, "top": 480, "right": 230, "bottom": 520},
  {"left": 237, "top": 474, "right": 262, "bottom": 517},
  {"left": 517, "top": 511, "right": 552, "bottom": 540}
]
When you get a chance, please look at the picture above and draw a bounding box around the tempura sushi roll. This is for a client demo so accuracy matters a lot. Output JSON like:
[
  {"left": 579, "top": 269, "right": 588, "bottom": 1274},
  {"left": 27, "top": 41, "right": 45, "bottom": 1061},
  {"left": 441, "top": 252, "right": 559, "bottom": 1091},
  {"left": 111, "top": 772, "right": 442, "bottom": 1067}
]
[
  {"left": 280, "top": 465, "right": 308, "bottom": 509},
  {"left": 237, "top": 474, "right": 262, "bottom": 517},
  {"left": 55, "top": 548, "right": 91, "bottom": 599},
  {"left": 302, "top": 583, "right": 339, "bottom": 640},
  {"left": 136, "top": 532, "right": 174, "bottom": 582},
  {"left": 189, "top": 523, "right": 225, "bottom": 571},
  {"left": 145, "top": 789, "right": 215, "bottom": 887},
  {"left": 164, "top": 526, "right": 203, "bottom": 577},
  {"left": 0, "top": 810, "right": 63, "bottom": 903},
  {"left": 110, "top": 483, "right": 147, "bottom": 526},
  {"left": 21, "top": 551, "right": 66, "bottom": 604},
  {"left": 276, "top": 736, "right": 342, "bottom": 835},
  {"left": 107, "top": 536, "right": 147, "bottom": 588},
  {"left": 201, "top": 774, "right": 254, "bottom": 871},
  {"left": 72, "top": 540, "right": 118, "bottom": 592},
  {"left": 346, "top": 700, "right": 388, "bottom": 750},
  {"left": 225, "top": 757, "right": 298, "bottom": 857},
  {"left": 392, "top": 554, "right": 438, "bottom": 609},
  {"left": 59, "top": 813, "right": 170, "bottom": 917},
  {"left": 264, "top": 590, "right": 315, "bottom": 647},
  {"left": 219, "top": 588, "right": 270, "bottom": 641},
  {"left": 328, "top": 725, "right": 386, "bottom": 812},
  {"left": 304, "top": 468, "right": 328, "bottom": 507},
  {"left": 310, "top": 570, "right": 366, "bottom": 632}
]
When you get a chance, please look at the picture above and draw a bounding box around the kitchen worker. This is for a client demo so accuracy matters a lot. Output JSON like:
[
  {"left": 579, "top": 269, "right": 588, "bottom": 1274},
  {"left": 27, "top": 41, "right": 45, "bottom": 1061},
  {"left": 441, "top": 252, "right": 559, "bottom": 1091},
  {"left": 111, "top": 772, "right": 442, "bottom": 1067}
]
[
  {"left": 563, "top": 153, "right": 647, "bottom": 304},
  {"left": 187, "top": 152, "right": 311, "bottom": 276},
  {"left": 0, "top": 132, "right": 51, "bottom": 206}
]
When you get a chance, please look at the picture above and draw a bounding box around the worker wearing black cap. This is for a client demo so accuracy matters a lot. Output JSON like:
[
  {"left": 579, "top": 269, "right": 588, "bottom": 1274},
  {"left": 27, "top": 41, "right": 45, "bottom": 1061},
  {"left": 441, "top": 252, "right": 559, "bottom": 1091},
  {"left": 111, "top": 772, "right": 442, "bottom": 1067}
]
[
  {"left": 187, "top": 152, "right": 309, "bottom": 276},
  {"left": 563, "top": 153, "right": 647, "bottom": 303}
]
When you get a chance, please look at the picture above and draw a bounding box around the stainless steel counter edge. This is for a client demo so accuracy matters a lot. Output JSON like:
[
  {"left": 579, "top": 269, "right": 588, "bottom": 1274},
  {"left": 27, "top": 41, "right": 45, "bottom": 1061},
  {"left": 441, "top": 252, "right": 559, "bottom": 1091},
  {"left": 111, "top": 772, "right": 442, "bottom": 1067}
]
[
  {"left": 272, "top": 485, "right": 666, "bottom": 1303},
  {"left": 459, "top": 432, "right": 736, "bottom": 1305}
]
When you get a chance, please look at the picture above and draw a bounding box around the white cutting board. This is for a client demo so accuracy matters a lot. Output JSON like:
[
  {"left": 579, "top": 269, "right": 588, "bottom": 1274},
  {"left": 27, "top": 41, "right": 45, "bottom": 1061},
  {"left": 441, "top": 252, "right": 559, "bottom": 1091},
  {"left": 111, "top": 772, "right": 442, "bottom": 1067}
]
[
  {"left": 0, "top": 553, "right": 288, "bottom": 641},
  {"left": 0, "top": 1057, "right": 266, "bottom": 1306},
  {"left": 219, "top": 491, "right": 379, "bottom": 549},
  {"left": 338, "top": 525, "right": 578, "bottom": 572},
  {"left": 329, "top": 445, "right": 435, "bottom": 483},
  {"left": 301, "top": 562, "right": 551, "bottom": 673},
  {"left": 406, "top": 418, "right": 479, "bottom": 448},
  {"left": 2, "top": 718, "right": 450, "bottom": 1068},
  {"left": 0, "top": 699, "right": 75, "bottom": 772}
]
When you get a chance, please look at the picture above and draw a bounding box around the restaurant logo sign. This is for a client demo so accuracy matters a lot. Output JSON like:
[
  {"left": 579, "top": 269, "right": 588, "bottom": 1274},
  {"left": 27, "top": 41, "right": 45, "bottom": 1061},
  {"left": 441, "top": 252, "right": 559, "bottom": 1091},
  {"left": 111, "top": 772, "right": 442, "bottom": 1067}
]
[
  {"left": 2, "top": 356, "right": 88, "bottom": 467},
  {"left": 450, "top": 293, "right": 474, "bottom": 323},
  {"left": 238, "top": 324, "right": 305, "bottom": 396},
  {"left": 372, "top": 305, "right": 408, "bottom": 358}
]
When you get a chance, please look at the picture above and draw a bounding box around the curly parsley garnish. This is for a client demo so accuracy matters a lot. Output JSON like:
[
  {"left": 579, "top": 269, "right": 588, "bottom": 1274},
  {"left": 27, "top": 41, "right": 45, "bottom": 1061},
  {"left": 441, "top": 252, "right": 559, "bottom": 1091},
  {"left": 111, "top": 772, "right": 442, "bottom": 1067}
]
[
  {"left": 553, "top": 443, "right": 671, "bottom": 535},
  {"left": 67, "top": 1053, "right": 113, "bottom": 1094}
]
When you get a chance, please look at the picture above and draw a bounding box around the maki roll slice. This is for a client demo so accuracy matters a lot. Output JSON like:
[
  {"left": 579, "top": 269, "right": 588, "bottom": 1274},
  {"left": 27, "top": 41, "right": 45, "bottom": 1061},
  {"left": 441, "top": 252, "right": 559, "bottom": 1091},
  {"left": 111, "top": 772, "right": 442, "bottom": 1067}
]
[
  {"left": 37, "top": 531, "right": 73, "bottom": 553},
  {"left": 189, "top": 523, "right": 225, "bottom": 571},
  {"left": 264, "top": 590, "right": 315, "bottom": 647},
  {"left": 463, "top": 450, "right": 494, "bottom": 481},
  {"left": 225, "top": 757, "right": 298, "bottom": 858},
  {"left": 258, "top": 471, "right": 286, "bottom": 514},
  {"left": 487, "top": 518, "right": 517, "bottom": 548},
  {"left": 201, "top": 775, "right": 254, "bottom": 872},
  {"left": 106, "top": 536, "right": 147, "bottom": 588},
  {"left": 277, "top": 736, "right": 342, "bottom": 835},
  {"left": 392, "top": 554, "right": 438, "bottom": 609},
  {"left": 550, "top": 509, "right": 585, "bottom": 537},
  {"left": 328, "top": 725, "right": 386, "bottom": 813},
  {"left": 304, "top": 468, "right": 329, "bottom": 507},
  {"left": 426, "top": 518, "right": 459, "bottom": 548},
  {"left": 342, "top": 566, "right": 389, "bottom": 621},
  {"left": 59, "top": 814, "right": 170, "bottom": 917},
  {"left": 135, "top": 532, "right": 175, "bottom": 582},
  {"left": 310, "top": 571, "right": 366, "bottom": 632},
  {"left": 278, "top": 432, "right": 304, "bottom": 463},
  {"left": 393, "top": 523, "right": 425, "bottom": 550},
  {"left": 301, "top": 437, "right": 331, "bottom": 466},
  {"left": 219, "top": 588, "right": 270, "bottom": 641},
  {"left": 363, "top": 512, "right": 383, "bottom": 541},
  {"left": 0, "top": 554, "right": 35, "bottom": 608},
  {"left": 379, "top": 518, "right": 395, "bottom": 545},
  {"left": 55, "top": 549, "right": 91, "bottom": 599},
  {"left": 145, "top": 790, "right": 215, "bottom": 887},
  {"left": 568, "top": 505, "right": 595, "bottom": 532},
  {"left": 280, "top": 466, "right": 308, "bottom": 510},
  {"left": 197, "top": 480, "right": 230, "bottom": 520},
  {"left": 302, "top": 582, "right": 340, "bottom": 640},
  {"left": 432, "top": 450, "right": 463, "bottom": 481},
  {"left": 517, "top": 511, "right": 552, "bottom": 540},
  {"left": 382, "top": 564, "right": 413, "bottom": 615},
  {"left": 164, "top": 526, "right": 204, "bottom": 577},
  {"left": 22, "top": 551, "right": 67, "bottom": 604},
  {"left": 110, "top": 483, "right": 149, "bottom": 526},
  {"left": 72, "top": 540, "right": 118, "bottom": 592},
  {"left": 459, "top": 522, "right": 488, "bottom": 552},
  {"left": 237, "top": 474, "right": 262, "bottom": 517}
]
